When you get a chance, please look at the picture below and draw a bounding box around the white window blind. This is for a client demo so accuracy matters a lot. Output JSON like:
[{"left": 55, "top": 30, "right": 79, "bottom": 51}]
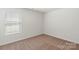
[{"left": 5, "top": 13, "right": 21, "bottom": 35}]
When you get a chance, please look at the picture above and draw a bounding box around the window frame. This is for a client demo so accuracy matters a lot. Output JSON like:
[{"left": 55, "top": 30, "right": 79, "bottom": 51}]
[{"left": 5, "top": 15, "right": 22, "bottom": 35}]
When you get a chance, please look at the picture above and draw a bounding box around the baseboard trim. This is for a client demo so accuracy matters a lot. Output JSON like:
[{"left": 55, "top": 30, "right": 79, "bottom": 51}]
[
  {"left": 0, "top": 33, "right": 79, "bottom": 46},
  {"left": 44, "top": 33, "right": 79, "bottom": 44},
  {"left": 0, "top": 34, "right": 44, "bottom": 46}
]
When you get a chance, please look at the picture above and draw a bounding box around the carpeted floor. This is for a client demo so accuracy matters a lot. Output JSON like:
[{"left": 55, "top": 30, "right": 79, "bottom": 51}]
[{"left": 0, "top": 34, "right": 79, "bottom": 50}]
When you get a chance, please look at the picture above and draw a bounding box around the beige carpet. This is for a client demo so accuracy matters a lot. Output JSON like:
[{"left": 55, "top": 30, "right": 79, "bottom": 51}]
[{"left": 0, "top": 34, "right": 79, "bottom": 50}]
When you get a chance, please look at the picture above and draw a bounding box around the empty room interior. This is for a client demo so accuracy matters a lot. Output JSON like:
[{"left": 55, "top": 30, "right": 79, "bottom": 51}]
[{"left": 0, "top": 8, "right": 79, "bottom": 50}]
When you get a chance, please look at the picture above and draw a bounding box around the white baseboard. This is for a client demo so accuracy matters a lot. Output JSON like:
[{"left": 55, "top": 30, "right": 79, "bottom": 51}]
[
  {"left": 0, "top": 33, "right": 79, "bottom": 46},
  {"left": 45, "top": 33, "right": 79, "bottom": 44},
  {"left": 0, "top": 34, "right": 43, "bottom": 46}
]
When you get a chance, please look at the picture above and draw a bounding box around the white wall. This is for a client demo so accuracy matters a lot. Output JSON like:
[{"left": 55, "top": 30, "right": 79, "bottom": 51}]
[
  {"left": 1, "top": 8, "right": 79, "bottom": 46},
  {"left": 44, "top": 8, "right": 79, "bottom": 43},
  {"left": 0, "top": 8, "right": 43, "bottom": 46}
]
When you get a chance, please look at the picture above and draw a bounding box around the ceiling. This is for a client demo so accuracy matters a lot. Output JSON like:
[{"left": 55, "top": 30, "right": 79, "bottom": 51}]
[{"left": 30, "top": 8, "right": 59, "bottom": 13}]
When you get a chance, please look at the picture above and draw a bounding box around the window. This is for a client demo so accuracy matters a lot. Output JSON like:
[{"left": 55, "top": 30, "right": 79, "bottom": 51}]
[
  {"left": 5, "top": 24, "right": 20, "bottom": 35},
  {"left": 5, "top": 15, "right": 21, "bottom": 35}
]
